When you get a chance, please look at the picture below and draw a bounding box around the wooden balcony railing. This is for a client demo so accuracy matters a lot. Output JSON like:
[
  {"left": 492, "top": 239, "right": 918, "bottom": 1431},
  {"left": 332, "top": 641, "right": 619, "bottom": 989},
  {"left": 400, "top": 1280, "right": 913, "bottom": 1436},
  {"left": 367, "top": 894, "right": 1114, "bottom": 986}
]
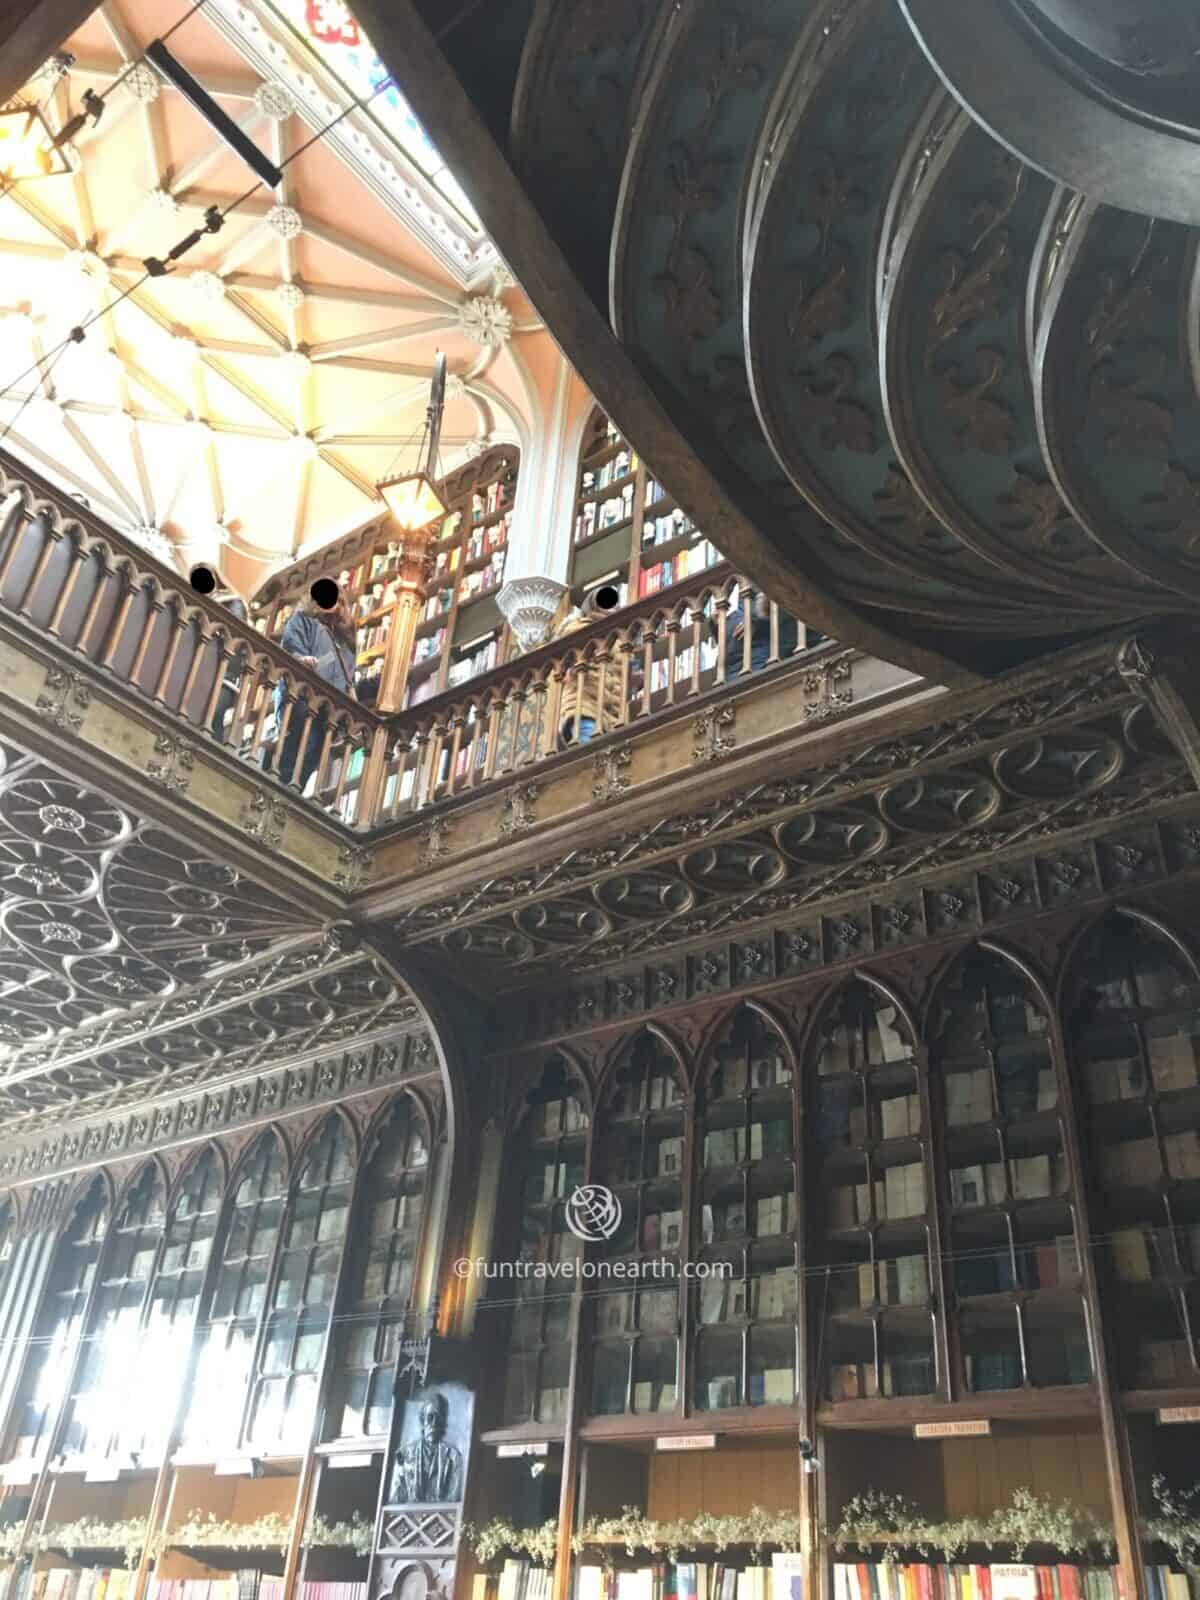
[
  {"left": 0, "top": 452, "right": 383, "bottom": 825},
  {"left": 0, "top": 452, "right": 823, "bottom": 834},
  {"left": 375, "top": 569, "right": 818, "bottom": 819}
]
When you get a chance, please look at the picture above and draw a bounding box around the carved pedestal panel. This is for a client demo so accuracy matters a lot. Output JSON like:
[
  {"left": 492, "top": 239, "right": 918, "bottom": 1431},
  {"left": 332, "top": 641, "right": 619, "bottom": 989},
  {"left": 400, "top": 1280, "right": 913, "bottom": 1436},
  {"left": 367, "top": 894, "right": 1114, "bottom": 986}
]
[{"left": 369, "top": 1344, "right": 476, "bottom": 1600}]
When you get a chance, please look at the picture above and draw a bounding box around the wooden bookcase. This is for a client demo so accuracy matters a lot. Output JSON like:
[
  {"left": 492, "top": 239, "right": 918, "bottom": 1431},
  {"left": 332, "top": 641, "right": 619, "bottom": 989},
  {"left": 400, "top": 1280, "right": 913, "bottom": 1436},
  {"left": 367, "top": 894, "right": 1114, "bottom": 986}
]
[
  {"left": 247, "top": 445, "right": 518, "bottom": 711},
  {"left": 569, "top": 409, "right": 718, "bottom": 607},
  {"left": 406, "top": 444, "right": 519, "bottom": 710}
]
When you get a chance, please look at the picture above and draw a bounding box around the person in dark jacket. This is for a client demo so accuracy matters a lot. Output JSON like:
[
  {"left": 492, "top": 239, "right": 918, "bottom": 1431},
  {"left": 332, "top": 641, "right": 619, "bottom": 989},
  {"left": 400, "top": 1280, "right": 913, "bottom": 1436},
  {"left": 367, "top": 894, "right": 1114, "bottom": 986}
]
[
  {"left": 276, "top": 592, "right": 356, "bottom": 790},
  {"left": 723, "top": 589, "right": 809, "bottom": 675}
]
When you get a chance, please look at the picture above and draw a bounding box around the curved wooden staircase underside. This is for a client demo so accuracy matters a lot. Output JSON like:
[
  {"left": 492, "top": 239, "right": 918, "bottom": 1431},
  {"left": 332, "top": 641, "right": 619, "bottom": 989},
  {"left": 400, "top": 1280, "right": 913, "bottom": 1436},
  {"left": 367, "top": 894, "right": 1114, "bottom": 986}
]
[{"left": 353, "top": 0, "right": 1200, "bottom": 683}]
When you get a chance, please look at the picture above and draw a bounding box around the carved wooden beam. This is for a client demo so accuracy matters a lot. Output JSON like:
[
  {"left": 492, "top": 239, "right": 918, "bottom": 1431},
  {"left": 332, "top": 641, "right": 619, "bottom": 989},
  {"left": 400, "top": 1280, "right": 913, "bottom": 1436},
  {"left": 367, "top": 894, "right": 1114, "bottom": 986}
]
[{"left": 0, "top": 0, "right": 104, "bottom": 103}]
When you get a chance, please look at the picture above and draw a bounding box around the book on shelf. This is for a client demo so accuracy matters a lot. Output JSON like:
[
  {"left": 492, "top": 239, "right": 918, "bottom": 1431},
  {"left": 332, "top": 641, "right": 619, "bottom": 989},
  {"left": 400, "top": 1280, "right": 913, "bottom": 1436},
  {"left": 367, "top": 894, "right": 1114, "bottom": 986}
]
[
  {"left": 748, "top": 1365, "right": 794, "bottom": 1404},
  {"left": 1164, "top": 1130, "right": 1200, "bottom": 1180},
  {"left": 658, "top": 1136, "right": 684, "bottom": 1176},
  {"left": 883, "top": 1161, "right": 925, "bottom": 1219},
  {"left": 880, "top": 1093, "right": 922, "bottom": 1140},
  {"left": 771, "top": 1555, "right": 803, "bottom": 1600},
  {"left": 757, "top": 1267, "right": 798, "bottom": 1319},
  {"left": 966, "top": 1350, "right": 1022, "bottom": 1390},
  {"left": 1110, "top": 1227, "right": 1153, "bottom": 1282},
  {"left": 1148, "top": 1028, "right": 1200, "bottom": 1092},
  {"left": 755, "top": 1191, "right": 796, "bottom": 1237},
  {"left": 633, "top": 1378, "right": 676, "bottom": 1412},
  {"left": 950, "top": 1163, "right": 1007, "bottom": 1209},
  {"left": 945, "top": 1068, "right": 993, "bottom": 1125},
  {"left": 1100, "top": 1137, "right": 1161, "bottom": 1186}
]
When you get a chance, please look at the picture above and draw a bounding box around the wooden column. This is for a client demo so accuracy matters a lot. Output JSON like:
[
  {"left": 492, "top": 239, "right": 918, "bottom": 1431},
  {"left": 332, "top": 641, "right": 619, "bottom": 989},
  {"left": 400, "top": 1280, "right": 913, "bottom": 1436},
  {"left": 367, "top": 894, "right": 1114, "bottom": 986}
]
[
  {"left": 377, "top": 542, "right": 431, "bottom": 713},
  {"left": 1118, "top": 627, "right": 1200, "bottom": 790},
  {"left": 1045, "top": 971, "right": 1147, "bottom": 1600}
]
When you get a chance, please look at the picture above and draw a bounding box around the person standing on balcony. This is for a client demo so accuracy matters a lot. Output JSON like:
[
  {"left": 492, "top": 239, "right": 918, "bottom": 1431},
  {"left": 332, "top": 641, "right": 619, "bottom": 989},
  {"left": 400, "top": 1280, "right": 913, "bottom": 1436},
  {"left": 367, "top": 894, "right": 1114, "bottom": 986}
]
[
  {"left": 210, "top": 587, "right": 247, "bottom": 742},
  {"left": 723, "top": 588, "right": 806, "bottom": 675},
  {"left": 276, "top": 591, "right": 356, "bottom": 791}
]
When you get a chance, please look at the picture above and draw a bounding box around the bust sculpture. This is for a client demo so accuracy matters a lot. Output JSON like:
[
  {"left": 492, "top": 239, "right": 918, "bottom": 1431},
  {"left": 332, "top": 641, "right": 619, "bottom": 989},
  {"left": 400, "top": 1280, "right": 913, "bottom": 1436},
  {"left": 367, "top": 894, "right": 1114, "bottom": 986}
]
[{"left": 393, "top": 1391, "right": 461, "bottom": 1503}]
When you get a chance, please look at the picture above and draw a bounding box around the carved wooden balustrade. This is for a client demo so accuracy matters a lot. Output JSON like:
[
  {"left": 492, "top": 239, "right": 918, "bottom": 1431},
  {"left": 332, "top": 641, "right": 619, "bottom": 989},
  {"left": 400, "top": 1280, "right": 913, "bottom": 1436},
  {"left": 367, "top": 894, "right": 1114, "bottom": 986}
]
[
  {"left": 0, "top": 452, "right": 821, "bottom": 831},
  {"left": 377, "top": 568, "right": 815, "bottom": 817},
  {"left": 0, "top": 452, "right": 384, "bottom": 825}
]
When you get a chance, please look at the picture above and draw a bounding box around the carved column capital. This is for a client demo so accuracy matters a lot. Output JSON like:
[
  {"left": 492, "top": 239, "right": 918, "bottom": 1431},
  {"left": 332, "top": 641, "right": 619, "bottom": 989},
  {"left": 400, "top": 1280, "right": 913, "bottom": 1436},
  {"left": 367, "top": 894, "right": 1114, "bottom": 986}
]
[{"left": 497, "top": 575, "right": 567, "bottom": 652}]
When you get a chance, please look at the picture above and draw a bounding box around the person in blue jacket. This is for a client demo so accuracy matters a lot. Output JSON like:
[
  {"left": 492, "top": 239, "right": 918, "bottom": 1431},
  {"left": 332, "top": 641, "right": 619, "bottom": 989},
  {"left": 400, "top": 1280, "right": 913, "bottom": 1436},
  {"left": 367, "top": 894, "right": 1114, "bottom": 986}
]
[{"left": 276, "top": 591, "right": 356, "bottom": 790}]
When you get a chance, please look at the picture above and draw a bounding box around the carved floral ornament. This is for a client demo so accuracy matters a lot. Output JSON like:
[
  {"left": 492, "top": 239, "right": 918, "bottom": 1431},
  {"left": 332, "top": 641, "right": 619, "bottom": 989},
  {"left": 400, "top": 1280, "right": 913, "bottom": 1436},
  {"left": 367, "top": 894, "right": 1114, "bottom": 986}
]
[
  {"left": 406, "top": 684, "right": 1183, "bottom": 978},
  {"left": 1, "top": 1036, "right": 441, "bottom": 1185}
]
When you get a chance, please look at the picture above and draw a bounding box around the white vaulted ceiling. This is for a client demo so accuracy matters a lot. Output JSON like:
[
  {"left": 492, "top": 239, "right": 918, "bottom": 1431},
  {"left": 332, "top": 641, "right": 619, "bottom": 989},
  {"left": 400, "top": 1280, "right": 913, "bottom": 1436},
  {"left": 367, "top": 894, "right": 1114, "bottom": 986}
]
[{"left": 0, "top": 0, "right": 556, "bottom": 596}]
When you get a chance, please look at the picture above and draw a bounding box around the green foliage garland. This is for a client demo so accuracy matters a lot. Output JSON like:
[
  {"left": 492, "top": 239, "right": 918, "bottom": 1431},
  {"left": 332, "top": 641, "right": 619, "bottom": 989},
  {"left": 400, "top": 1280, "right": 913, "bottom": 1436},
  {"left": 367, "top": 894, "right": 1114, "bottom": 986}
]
[
  {"left": 832, "top": 1489, "right": 1115, "bottom": 1566},
  {"left": 1145, "top": 1476, "right": 1200, "bottom": 1572},
  {"left": 0, "top": 1511, "right": 372, "bottom": 1570}
]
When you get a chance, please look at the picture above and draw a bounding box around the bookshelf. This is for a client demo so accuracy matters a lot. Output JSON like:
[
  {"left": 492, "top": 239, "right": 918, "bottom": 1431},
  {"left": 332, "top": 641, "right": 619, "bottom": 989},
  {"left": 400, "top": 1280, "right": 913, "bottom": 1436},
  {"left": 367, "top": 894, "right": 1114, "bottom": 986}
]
[
  {"left": 247, "top": 445, "right": 519, "bottom": 712},
  {"left": 404, "top": 444, "right": 519, "bottom": 709},
  {"left": 1070, "top": 916, "right": 1200, "bottom": 1391},
  {"left": 589, "top": 1036, "right": 687, "bottom": 1418},
  {"left": 695, "top": 1010, "right": 798, "bottom": 1411},
  {"left": 500, "top": 1059, "right": 591, "bottom": 1429},
  {"left": 931, "top": 951, "right": 1090, "bottom": 1394},
  {"left": 811, "top": 982, "right": 936, "bottom": 1403},
  {"left": 570, "top": 410, "right": 719, "bottom": 610}
]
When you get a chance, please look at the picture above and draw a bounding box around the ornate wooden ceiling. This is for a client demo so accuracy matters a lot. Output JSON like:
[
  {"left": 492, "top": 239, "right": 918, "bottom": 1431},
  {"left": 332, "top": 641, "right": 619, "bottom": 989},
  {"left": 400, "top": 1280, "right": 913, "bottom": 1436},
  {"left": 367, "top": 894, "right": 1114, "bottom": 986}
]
[
  {"left": 0, "top": 737, "right": 419, "bottom": 1136},
  {"left": 350, "top": 0, "right": 1200, "bottom": 680},
  {"left": 0, "top": 0, "right": 567, "bottom": 594}
]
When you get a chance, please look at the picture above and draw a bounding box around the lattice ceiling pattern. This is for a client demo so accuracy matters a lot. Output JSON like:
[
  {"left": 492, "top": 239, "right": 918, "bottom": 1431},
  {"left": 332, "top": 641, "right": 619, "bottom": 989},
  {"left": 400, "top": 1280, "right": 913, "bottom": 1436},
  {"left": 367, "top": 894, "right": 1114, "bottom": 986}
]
[{"left": 0, "top": 0, "right": 550, "bottom": 596}]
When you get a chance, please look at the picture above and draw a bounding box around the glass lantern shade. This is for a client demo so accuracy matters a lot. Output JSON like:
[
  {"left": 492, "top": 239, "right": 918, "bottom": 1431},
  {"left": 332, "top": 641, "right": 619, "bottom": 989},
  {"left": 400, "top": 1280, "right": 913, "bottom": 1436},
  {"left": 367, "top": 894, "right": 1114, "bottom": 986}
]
[
  {"left": 0, "top": 104, "right": 70, "bottom": 181},
  {"left": 377, "top": 470, "right": 446, "bottom": 533}
]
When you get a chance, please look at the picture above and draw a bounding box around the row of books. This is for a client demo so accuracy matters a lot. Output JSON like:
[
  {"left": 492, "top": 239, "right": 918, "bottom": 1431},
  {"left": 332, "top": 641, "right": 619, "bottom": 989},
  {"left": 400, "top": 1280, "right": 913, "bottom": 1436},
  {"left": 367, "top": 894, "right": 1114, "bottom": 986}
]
[
  {"left": 613, "top": 1074, "right": 684, "bottom": 1116},
  {"left": 696, "top": 1193, "right": 798, "bottom": 1245},
  {"left": 354, "top": 575, "right": 405, "bottom": 618},
  {"left": 422, "top": 587, "right": 454, "bottom": 622},
  {"left": 473, "top": 480, "right": 513, "bottom": 522},
  {"left": 955, "top": 1235, "right": 1079, "bottom": 1296},
  {"left": 1109, "top": 1223, "right": 1200, "bottom": 1282},
  {"left": 563, "top": 1561, "right": 804, "bottom": 1600},
  {"left": 848, "top": 1252, "right": 929, "bottom": 1307},
  {"left": 646, "top": 645, "right": 719, "bottom": 692},
  {"left": 829, "top": 1351, "right": 935, "bottom": 1398},
  {"left": 532, "top": 1096, "right": 589, "bottom": 1138},
  {"left": 412, "top": 626, "right": 446, "bottom": 664},
  {"left": 30, "top": 1579, "right": 368, "bottom": 1600},
  {"left": 446, "top": 635, "right": 501, "bottom": 688},
  {"left": 944, "top": 1066, "right": 1057, "bottom": 1125},
  {"left": 703, "top": 1120, "right": 792, "bottom": 1168},
  {"left": 641, "top": 507, "right": 695, "bottom": 548},
  {"left": 1101, "top": 1131, "right": 1200, "bottom": 1184},
  {"left": 819, "top": 1010, "right": 912, "bottom": 1074},
  {"left": 1137, "top": 1337, "right": 1198, "bottom": 1384},
  {"left": 433, "top": 542, "right": 462, "bottom": 580},
  {"left": 466, "top": 512, "right": 512, "bottom": 564},
  {"left": 581, "top": 448, "right": 636, "bottom": 496},
  {"left": 358, "top": 619, "right": 393, "bottom": 655},
  {"left": 711, "top": 1049, "right": 793, "bottom": 1095},
  {"left": 575, "top": 482, "right": 635, "bottom": 543},
  {"left": 949, "top": 1153, "right": 1069, "bottom": 1210},
  {"left": 458, "top": 549, "right": 507, "bottom": 602},
  {"left": 1088, "top": 1033, "right": 1198, "bottom": 1100},
  {"left": 699, "top": 1266, "right": 798, "bottom": 1323},
  {"left": 637, "top": 543, "right": 719, "bottom": 598},
  {"left": 524, "top": 1158, "right": 587, "bottom": 1203},
  {"left": 834, "top": 1564, "right": 1122, "bottom": 1600},
  {"left": 829, "top": 1163, "right": 926, "bottom": 1227}
]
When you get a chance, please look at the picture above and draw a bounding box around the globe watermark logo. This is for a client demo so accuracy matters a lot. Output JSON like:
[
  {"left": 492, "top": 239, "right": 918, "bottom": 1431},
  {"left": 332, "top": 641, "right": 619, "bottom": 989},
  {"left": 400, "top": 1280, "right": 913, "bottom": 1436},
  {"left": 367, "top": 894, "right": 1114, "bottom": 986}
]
[{"left": 564, "top": 1183, "right": 622, "bottom": 1241}]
